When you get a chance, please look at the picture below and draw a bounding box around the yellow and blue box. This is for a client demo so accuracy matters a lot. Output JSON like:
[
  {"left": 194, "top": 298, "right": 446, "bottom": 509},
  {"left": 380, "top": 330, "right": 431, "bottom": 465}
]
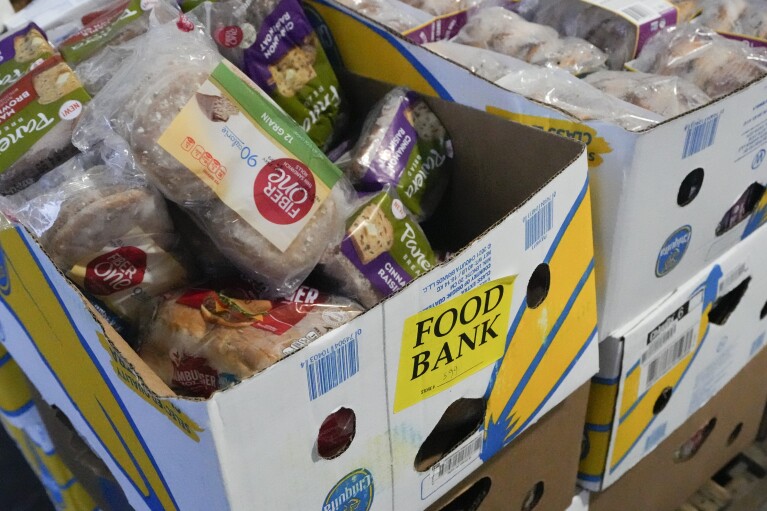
[{"left": 580, "top": 227, "right": 767, "bottom": 491}]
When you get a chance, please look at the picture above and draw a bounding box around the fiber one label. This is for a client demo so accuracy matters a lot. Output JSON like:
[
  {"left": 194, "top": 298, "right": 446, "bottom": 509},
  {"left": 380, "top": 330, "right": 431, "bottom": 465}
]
[{"left": 394, "top": 276, "right": 514, "bottom": 413}]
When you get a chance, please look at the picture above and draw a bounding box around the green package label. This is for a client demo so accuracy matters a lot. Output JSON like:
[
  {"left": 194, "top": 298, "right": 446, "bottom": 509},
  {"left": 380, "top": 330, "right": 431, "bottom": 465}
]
[
  {"left": 59, "top": 0, "right": 145, "bottom": 64},
  {"left": 180, "top": 0, "right": 213, "bottom": 11},
  {"left": 0, "top": 24, "right": 56, "bottom": 93},
  {"left": 0, "top": 58, "right": 91, "bottom": 173}
]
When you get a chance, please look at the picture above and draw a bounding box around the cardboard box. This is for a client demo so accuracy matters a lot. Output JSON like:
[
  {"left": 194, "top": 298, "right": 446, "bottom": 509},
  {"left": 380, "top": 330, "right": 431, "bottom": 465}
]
[
  {"left": 0, "top": 344, "right": 100, "bottom": 511},
  {"left": 579, "top": 228, "right": 767, "bottom": 490},
  {"left": 0, "top": 87, "right": 598, "bottom": 510},
  {"left": 588, "top": 346, "right": 767, "bottom": 511},
  {"left": 304, "top": 0, "right": 767, "bottom": 335},
  {"left": 425, "top": 383, "right": 590, "bottom": 511}
]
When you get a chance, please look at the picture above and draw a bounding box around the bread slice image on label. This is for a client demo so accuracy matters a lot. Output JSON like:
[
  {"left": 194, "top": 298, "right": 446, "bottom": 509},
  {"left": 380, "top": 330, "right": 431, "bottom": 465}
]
[
  {"left": 195, "top": 93, "right": 239, "bottom": 122},
  {"left": 348, "top": 203, "right": 394, "bottom": 264},
  {"left": 267, "top": 35, "right": 318, "bottom": 98},
  {"left": 13, "top": 27, "right": 50, "bottom": 63},
  {"left": 32, "top": 63, "right": 81, "bottom": 105}
]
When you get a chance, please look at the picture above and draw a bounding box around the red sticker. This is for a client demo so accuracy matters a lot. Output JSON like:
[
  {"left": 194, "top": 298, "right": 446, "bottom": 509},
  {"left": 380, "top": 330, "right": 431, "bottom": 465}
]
[
  {"left": 254, "top": 158, "right": 316, "bottom": 225},
  {"left": 176, "top": 14, "right": 195, "bottom": 32},
  {"left": 214, "top": 25, "right": 244, "bottom": 48},
  {"left": 84, "top": 246, "right": 147, "bottom": 296}
]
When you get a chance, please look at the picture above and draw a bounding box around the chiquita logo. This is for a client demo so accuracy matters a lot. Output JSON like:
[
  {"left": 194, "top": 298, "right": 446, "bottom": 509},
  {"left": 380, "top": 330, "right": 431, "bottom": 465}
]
[
  {"left": 656, "top": 226, "right": 692, "bottom": 277},
  {"left": 0, "top": 243, "right": 10, "bottom": 295},
  {"left": 84, "top": 247, "right": 147, "bottom": 296},
  {"left": 322, "top": 469, "right": 374, "bottom": 511}
]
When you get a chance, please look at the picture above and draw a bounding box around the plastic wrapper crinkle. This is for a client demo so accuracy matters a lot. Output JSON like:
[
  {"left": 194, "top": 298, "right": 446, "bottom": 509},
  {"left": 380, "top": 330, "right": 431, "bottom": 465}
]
[
  {"left": 510, "top": 0, "right": 681, "bottom": 70},
  {"left": 190, "top": 0, "right": 348, "bottom": 151},
  {"left": 630, "top": 24, "right": 767, "bottom": 98},
  {"left": 452, "top": 7, "right": 607, "bottom": 75},
  {"left": 1, "top": 134, "right": 193, "bottom": 324},
  {"left": 318, "top": 187, "right": 438, "bottom": 308},
  {"left": 73, "top": 21, "right": 352, "bottom": 298},
  {"left": 340, "top": 88, "right": 452, "bottom": 221},
  {"left": 425, "top": 40, "right": 662, "bottom": 131},
  {"left": 333, "top": 0, "right": 427, "bottom": 33},
  {"left": 694, "top": 0, "right": 767, "bottom": 41},
  {"left": 0, "top": 55, "right": 90, "bottom": 196},
  {"left": 396, "top": 0, "right": 481, "bottom": 17},
  {"left": 139, "top": 284, "right": 364, "bottom": 397},
  {"left": 584, "top": 70, "right": 711, "bottom": 118}
]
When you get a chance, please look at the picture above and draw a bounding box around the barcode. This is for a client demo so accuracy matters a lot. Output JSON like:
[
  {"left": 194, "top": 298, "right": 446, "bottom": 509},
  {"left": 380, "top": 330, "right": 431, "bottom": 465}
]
[
  {"left": 683, "top": 114, "right": 721, "bottom": 159},
  {"left": 646, "top": 329, "right": 695, "bottom": 387},
  {"left": 642, "top": 324, "right": 677, "bottom": 363},
  {"left": 622, "top": 4, "right": 653, "bottom": 21},
  {"left": 524, "top": 197, "right": 554, "bottom": 250},
  {"left": 430, "top": 433, "right": 483, "bottom": 483},
  {"left": 305, "top": 337, "right": 359, "bottom": 401}
]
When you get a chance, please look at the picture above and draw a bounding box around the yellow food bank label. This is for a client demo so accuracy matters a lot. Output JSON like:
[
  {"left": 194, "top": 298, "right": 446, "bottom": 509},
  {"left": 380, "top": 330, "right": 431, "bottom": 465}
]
[{"left": 394, "top": 276, "right": 514, "bottom": 412}]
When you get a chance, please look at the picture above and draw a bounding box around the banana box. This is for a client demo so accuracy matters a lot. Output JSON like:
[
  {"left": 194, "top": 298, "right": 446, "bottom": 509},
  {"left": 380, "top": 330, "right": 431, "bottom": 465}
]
[
  {"left": 303, "top": 0, "right": 767, "bottom": 337},
  {"left": 579, "top": 228, "right": 767, "bottom": 491},
  {"left": 0, "top": 87, "right": 598, "bottom": 510}
]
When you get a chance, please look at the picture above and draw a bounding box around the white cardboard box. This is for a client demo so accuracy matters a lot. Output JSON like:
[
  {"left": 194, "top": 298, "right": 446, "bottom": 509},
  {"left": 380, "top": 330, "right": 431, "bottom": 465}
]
[
  {"left": 579, "top": 227, "right": 767, "bottom": 490},
  {"left": 0, "top": 91, "right": 598, "bottom": 510},
  {"left": 304, "top": 0, "right": 767, "bottom": 336}
]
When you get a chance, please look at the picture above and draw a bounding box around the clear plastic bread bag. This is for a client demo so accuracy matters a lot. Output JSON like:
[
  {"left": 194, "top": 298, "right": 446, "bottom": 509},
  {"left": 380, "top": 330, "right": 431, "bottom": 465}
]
[
  {"left": 72, "top": 19, "right": 353, "bottom": 299},
  {"left": 339, "top": 87, "right": 452, "bottom": 221},
  {"left": 1, "top": 133, "right": 194, "bottom": 325},
  {"left": 452, "top": 6, "right": 607, "bottom": 75},
  {"left": 138, "top": 283, "right": 364, "bottom": 397},
  {"left": 190, "top": 0, "right": 348, "bottom": 152},
  {"left": 334, "top": 0, "right": 430, "bottom": 32},
  {"left": 584, "top": 70, "right": 711, "bottom": 118},
  {"left": 695, "top": 0, "right": 767, "bottom": 40},
  {"left": 318, "top": 186, "right": 438, "bottom": 309},
  {"left": 629, "top": 24, "right": 767, "bottom": 98}
]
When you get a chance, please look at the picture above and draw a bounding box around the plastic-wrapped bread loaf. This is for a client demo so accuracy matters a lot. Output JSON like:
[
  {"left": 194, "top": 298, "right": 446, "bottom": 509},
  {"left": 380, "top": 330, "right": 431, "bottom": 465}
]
[
  {"left": 139, "top": 285, "right": 364, "bottom": 397},
  {"left": 630, "top": 24, "right": 767, "bottom": 98},
  {"left": 452, "top": 7, "right": 607, "bottom": 75},
  {"left": 2, "top": 135, "right": 193, "bottom": 324},
  {"left": 584, "top": 70, "right": 711, "bottom": 118},
  {"left": 334, "top": 0, "right": 427, "bottom": 33},
  {"left": 73, "top": 21, "right": 350, "bottom": 298},
  {"left": 695, "top": 0, "right": 767, "bottom": 40}
]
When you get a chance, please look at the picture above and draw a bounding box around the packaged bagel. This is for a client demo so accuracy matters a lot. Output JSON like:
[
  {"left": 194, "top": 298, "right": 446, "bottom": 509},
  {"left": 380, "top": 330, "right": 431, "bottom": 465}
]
[
  {"left": 139, "top": 284, "right": 364, "bottom": 397},
  {"left": 340, "top": 88, "right": 452, "bottom": 221},
  {"left": 190, "top": 0, "right": 347, "bottom": 151},
  {"left": 0, "top": 23, "right": 56, "bottom": 93},
  {"left": 318, "top": 187, "right": 438, "bottom": 308},
  {"left": 73, "top": 21, "right": 350, "bottom": 298},
  {"left": 0, "top": 55, "right": 90, "bottom": 196},
  {"left": 452, "top": 6, "right": 608, "bottom": 75},
  {"left": 3, "top": 135, "right": 194, "bottom": 324}
]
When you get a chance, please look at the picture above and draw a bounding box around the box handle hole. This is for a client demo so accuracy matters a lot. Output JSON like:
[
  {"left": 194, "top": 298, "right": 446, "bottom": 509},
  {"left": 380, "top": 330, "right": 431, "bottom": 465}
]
[
  {"left": 526, "top": 264, "right": 550, "bottom": 309},
  {"left": 708, "top": 277, "right": 751, "bottom": 326},
  {"left": 437, "top": 477, "right": 492, "bottom": 511},
  {"left": 414, "top": 397, "right": 486, "bottom": 472},
  {"left": 674, "top": 417, "right": 717, "bottom": 462},
  {"left": 715, "top": 183, "right": 766, "bottom": 236},
  {"left": 653, "top": 387, "right": 673, "bottom": 415},
  {"left": 317, "top": 407, "right": 356, "bottom": 460},
  {"left": 677, "top": 168, "right": 704, "bottom": 207},
  {"left": 521, "top": 481, "right": 544, "bottom": 511},
  {"left": 727, "top": 423, "right": 744, "bottom": 446}
]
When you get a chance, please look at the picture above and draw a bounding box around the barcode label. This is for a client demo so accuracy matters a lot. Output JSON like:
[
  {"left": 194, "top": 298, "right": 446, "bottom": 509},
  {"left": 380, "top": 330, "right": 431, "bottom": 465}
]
[
  {"left": 642, "top": 324, "right": 677, "bottom": 363},
  {"left": 644, "top": 328, "right": 695, "bottom": 389},
  {"left": 622, "top": 4, "right": 653, "bottom": 21},
  {"left": 430, "top": 431, "right": 484, "bottom": 484},
  {"left": 683, "top": 113, "right": 721, "bottom": 159},
  {"left": 524, "top": 195, "right": 554, "bottom": 250},
  {"left": 305, "top": 336, "right": 359, "bottom": 401}
]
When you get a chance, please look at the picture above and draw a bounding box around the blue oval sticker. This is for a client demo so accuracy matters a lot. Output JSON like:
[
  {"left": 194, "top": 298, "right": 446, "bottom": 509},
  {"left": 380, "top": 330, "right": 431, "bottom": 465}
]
[
  {"left": 656, "top": 226, "right": 692, "bottom": 277},
  {"left": 323, "top": 468, "right": 374, "bottom": 511}
]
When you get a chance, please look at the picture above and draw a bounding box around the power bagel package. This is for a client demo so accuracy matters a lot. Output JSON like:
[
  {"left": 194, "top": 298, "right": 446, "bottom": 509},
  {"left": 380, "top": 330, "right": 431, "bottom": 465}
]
[
  {"left": 0, "top": 23, "right": 57, "bottom": 94},
  {"left": 1, "top": 134, "right": 195, "bottom": 328},
  {"left": 138, "top": 283, "right": 364, "bottom": 397},
  {"left": 0, "top": 54, "right": 91, "bottom": 196},
  {"left": 190, "top": 0, "right": 348, "bottom": 151},
  {"left": 73, "top": 20, "right": 352, "bottom": 299}
]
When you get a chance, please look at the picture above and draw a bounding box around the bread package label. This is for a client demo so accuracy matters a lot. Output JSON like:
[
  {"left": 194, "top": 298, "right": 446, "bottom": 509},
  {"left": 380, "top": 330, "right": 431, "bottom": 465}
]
[
  {"left": 0, "top": 56, "right": 90, "bottom": 176},
  {"left": 356, "top": 91, "right": 452, "bottom": 219},
  {"left": 67, "top": 228, "right": 190, "bottom": 320},
  {"left": 59, "top": 0, "right": 146, "bottom": 65},
  {"left": 0, "top": 24, "right": 55, "bottom": 93},
  {"left": 403, "top": 12, "right": 469, "bottom": 44},
  {"left": 577, "top": 0, "right": 679, "bottom": 55},
  {"left": 158, "top": 60, "right": 343, "bottom": 252},
  {"left": 340, "top": 190, "right": 437, "bottom": 297},
  {"left": 238, "top": 0, "right": 344, "bottom": 150}
]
